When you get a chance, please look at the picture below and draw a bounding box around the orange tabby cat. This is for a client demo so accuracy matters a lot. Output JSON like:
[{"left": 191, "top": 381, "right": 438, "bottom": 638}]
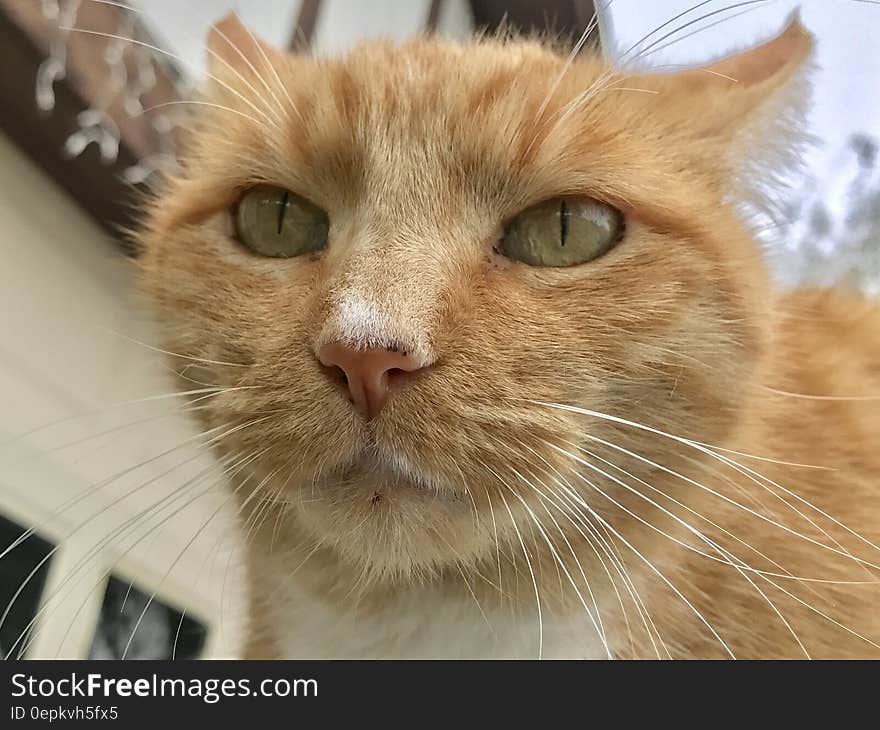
[{"left": 137, "top": 14, "right": 880, "bottom": 658}]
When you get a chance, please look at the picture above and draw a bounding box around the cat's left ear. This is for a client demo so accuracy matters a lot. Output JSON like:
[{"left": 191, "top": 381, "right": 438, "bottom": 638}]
[
  {"left": 205, "top": 12, "right": 286, "bottom": 79},
  {"left": 650, "top": 14, "right": 814, "bottom": 143}
]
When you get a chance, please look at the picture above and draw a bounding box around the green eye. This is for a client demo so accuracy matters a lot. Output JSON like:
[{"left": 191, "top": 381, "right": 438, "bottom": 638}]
[
  {"left": 234, "top": 185, "right": 329, "bottom": 258},
  {"left": 501, "top": 197, "right": 623, "bottom": 267}
]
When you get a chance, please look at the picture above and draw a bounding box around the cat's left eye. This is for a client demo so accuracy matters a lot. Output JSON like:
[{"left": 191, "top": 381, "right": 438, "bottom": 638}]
[
  {"left": 234, "top": 185, "right": 329, "bottom": 258},
  {"left": 500, "top": 196, "right": 623, "bottom": 267}
]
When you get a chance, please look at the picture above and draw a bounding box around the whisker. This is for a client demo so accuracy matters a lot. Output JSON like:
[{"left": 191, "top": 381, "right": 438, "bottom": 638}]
[
  {"left": 121, "top": 448, "right": 271, "bottom": 659},
  {"left": 492, "top": 479, "right": 544, "bottom": 659},
  {"left": 503, "top": 468, "right": 610, "bottom": 657},
  {"left": 764, "top": 385, "right": 880, "bottom": 401},
  {"left": 12, "top": 448, "right": 244, "bottom": 659},
  {"left": 44, "top": 448, "right": 261, "bottom": 659},
  {"left": 576, "top": 434, "right": 877, "bottom": 585},
  {"left": 557, "top": 441, "right": 810, "bottom": 655},
  {"left": 532, "top": 401, "right": 880, "bottom": 571},
  {"left": 138, "top": 100, "right": 263, "bottom": 126},
  {"left": 2, "top": 419, "right": 269, "bottom": 656},
  {"left": 507, "top": 437, "right": 670, "bottom": 658},
  {"left": 549, "top": 469, "right": 736, "bottom": 658},
  {"left": 104, "top": 330, "right": 250, "bottom": 368}
]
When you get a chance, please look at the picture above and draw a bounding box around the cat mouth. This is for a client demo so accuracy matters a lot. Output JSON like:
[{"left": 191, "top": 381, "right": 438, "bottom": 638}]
[{"left": 316, "top": 452, "right": 464, "bottom": 502}]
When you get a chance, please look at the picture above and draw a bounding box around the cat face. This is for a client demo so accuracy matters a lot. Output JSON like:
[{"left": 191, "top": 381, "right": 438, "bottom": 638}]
[{"left": 138, "top": 16, "right": 810, "bottom": 581}]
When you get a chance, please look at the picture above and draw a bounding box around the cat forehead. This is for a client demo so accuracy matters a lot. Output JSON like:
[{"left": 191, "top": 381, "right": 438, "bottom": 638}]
[{"left": 211, "top": 40, "right": 616, "bottom": 208}]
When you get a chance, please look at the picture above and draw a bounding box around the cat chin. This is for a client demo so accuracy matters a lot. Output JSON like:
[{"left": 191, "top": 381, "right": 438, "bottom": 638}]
[
  {"left": 284, "top": 459, "right": 488, "bottom": 576},
  {"left": 305, "top": 458, "right": 468, "bottom": 509}
]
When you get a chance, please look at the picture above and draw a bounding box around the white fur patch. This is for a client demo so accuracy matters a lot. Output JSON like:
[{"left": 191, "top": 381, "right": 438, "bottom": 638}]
[
  {"left": 337, "top": 294, "right": 388, "bottom": 346},
  {"left": 271, "top": 578, "right": 609, "bottom": 659}
]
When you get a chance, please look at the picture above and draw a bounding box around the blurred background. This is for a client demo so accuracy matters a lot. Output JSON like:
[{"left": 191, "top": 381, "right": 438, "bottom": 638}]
[{"left": 0, "top": 0, "right": 877, "bottom": 659}]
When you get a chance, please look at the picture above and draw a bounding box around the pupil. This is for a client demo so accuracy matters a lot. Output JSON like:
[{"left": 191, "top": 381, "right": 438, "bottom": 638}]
[
  {"left": 276, "top": 191, "right": 289, "bottom": 235},
  {"left": 560, "top": 200, "right": 568, "bottom": 247}
]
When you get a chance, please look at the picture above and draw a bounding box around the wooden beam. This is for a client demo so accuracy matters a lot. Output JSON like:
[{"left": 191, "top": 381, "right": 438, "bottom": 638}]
[
  {"left": 468, "top": 0, "right": 599, "bottom": 45},
  {"left": 426, "top": 0, "right": 445, "bottom": 32},
  {"left": 289, "top": 0, "right": 323, "bottom": 51}
]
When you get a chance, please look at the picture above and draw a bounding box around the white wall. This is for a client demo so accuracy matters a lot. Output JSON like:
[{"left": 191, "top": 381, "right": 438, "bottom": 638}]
[{"left": 0, "top": 131, "right": 244, "bottom": 659}]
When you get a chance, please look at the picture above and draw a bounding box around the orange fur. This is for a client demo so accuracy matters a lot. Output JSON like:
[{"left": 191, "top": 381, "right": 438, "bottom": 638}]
[{"left": 137, "top": 16, "right": 880, "bottom": 658}]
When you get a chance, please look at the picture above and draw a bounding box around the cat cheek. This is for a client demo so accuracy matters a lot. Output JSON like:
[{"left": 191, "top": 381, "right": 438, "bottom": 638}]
[{"left": 221, "top": 210, "right": 236, "bottom": 238}]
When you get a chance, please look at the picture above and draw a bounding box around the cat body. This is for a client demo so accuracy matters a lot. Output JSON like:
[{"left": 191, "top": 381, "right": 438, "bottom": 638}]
[{"left": 139, "top": 15, "right": 880, "bottom": 659}]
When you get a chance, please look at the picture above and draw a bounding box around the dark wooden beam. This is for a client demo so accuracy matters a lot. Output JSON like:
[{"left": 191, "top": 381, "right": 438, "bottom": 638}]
[
  {"left": 426, "top": 0, "right": 445, "bottom": 32},
  {"left": 289, "top": 0, "right": 323, "bottom": 52},
  {"left": 469, "top": 0, "right": 599, "bottom": 46}
]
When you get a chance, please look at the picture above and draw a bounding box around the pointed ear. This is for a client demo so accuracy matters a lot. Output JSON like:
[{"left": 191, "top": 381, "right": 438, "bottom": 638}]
[
  {"left": 699, "top": 14, "right": 813, "bottom": 134},
  {"left": 657, "top": 14, "right": 814, "bottom": 142},
  {"left": 632, "top": 15, "right": 815, "bottom": 228},
  {"left": 706, "top": 14, "right": 812, "bottom": 86},
  {"left": 206, "top": 12, "right": 286, "bottom": 79}
]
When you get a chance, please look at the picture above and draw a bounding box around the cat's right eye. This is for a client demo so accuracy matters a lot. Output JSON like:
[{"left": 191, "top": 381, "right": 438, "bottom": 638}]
[
  {"left": 234, "top": 185, "right": 329, "bottom": 258},
  {"left": 500, "top": 196, "right": 623, "bottom": 267}
]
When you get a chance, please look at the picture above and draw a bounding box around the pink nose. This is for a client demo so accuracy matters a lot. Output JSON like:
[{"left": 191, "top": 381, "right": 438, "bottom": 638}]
[{"left": 318, "top": 343, "right": 424, "bottom": 420}]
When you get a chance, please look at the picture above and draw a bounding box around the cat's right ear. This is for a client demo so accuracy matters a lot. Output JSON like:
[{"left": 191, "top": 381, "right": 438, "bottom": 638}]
[{"left": 205, "top": 12, "right": 285, "bottom": 80}]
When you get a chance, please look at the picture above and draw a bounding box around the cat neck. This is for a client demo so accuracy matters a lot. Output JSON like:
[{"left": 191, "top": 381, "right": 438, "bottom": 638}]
[{"left": 242, "top": 522, "right": 612, "bottom": 659}]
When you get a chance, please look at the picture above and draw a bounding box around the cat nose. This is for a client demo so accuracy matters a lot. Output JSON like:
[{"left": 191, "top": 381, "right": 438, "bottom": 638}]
[{"left": 317, "top": 343, "right": 424, "bottom": 420}]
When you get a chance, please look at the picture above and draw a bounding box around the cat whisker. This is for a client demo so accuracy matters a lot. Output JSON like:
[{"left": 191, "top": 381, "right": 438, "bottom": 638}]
[
  {"left": 118, "top": 447, "right": 271, "bottom": 659},
  {"left": 544, "top": 463, "right": 736, "bottom": 658},
  {"left": 557, "top": 0, "right": 777, "bottom": 128},
  {"left": 542, "top": 481, "right": 668, "bottom": 659},
  {"left": 481, "top": 485, "right": 505, "bottom": 610},
  {"left": 449, "top": 553, "right": 494, "bottom": 634},
  {"left": 0, "top": 385, "right": 252, "bottom": 457},
  {"left": 575, "top": 434, "right": 878, "bottom": 586},
  {"left": 12, "top": 446, "right": 250, "bottom": 659},
  {"left": 642, "top": 3, "right": 771, "bottom": 61},
  {"left": 491, "top": 475, "right": 544, "bottom": 659},
  {"left": 508, "top": 466, "right": 611, "bottom": 657},
  {"left": 547, "top": 437, "right": 880, "bottom": 653},
  {"left": 104, "top": 330, "right": 251, "bottom": 368},
  {"left": 0, "top": 414, "right": 267, "bottom": 573},
  {"left": 509, "top": 436, "right": 675, "bottom": 658},
  {"left": 481, "top": 435, "right": 614, "bottom": 652},
  {"left": 697, "top": 448, "right": 880, "bottom": 583},
  {"left": 531, "top": 401, "right": 880, "bottom": 571},
  {"left": 598, "top": 85, "right": 660, "bottom": 96},
  {"left": 138, "top": 100, "right": 264, "bottom": 126},
  {"left": 3, "top": 420, "right": 268, "bottom": 657},
  {"left": 763, "top": 385, "right": 880, "bottom": 401},
  {"left": 522, "top": 9, "right": 600, "bottom": 157},
  {"left": 86, "top": 0, "right": 292, "bottom": 127},
  {"left": 0, "top": 417, "right": 233, "bottom": 568},
  {"left": 4, "top": 395, "right": 225, "bottom": 473},
  {"left": 548, "top": 440, "right": 780, "bottom": 579},
  {"left": 624, "top": 1, "right": 773, "bottom": 69},
  {"left": 533, "top": 8, "right": 600, "bottom": 122},
  {"left": 230, "top": 9, "right": 302, "bottom": 123},
  {"left": 553, "top": 440, "right": 812, "bottom": 656}
]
